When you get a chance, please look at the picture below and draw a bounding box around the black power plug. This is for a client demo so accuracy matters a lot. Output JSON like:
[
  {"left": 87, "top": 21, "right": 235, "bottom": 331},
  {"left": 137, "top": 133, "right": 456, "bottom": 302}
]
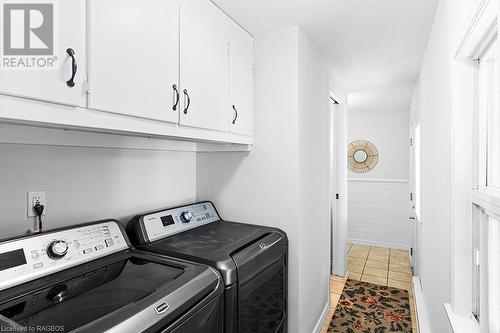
[{"left": 33, "top": 203, "right": 45, "bottom": 233}]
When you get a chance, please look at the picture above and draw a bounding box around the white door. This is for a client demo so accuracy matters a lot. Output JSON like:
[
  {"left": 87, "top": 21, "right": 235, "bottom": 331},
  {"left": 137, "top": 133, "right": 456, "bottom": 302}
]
[
  {"left": 179, "top": 0, "right": 230, "bottom": 132},
  {"left": 0, "top": 1, "right": 86, "bottom": 106},
  {"left": 88, "top": 0, "right": 180, "bottom": 123},
  {"left": 409, "top": 110, "right": 419, "bottom": 271},
  {"left": 229, "top": 24, "right": 253, "bottom": 136},
  {"left": 330, "top": 99, "right": 348, "bottom": 276}
]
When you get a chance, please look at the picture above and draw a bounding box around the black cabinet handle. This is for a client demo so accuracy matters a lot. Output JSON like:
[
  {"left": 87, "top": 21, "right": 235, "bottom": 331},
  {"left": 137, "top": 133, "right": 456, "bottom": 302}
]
[
  {"left": 66, "top": 48, "right": 77, "bottom": 88},
  {"left": 172, "top": 84, "right": 180, "bottom": 111},
  {"left": 232, "top": 105, "right": 238, "bottom": 124},
  {"left": 183, "top": 89, "right": 191, "bottom": 114}
]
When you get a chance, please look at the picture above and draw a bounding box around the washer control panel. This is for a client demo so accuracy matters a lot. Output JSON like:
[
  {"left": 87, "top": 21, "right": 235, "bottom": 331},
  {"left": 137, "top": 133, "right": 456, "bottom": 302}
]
[
  {"left": 141, "top": 202, "right": 220, "bottom": 242},
  {"left": 0, "top": 221, "right": 128, "bottom": 291}
]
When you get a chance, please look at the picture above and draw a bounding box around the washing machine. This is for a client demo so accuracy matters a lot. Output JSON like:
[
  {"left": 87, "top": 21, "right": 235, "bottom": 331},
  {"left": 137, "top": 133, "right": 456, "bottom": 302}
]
[
  {"left": 126, "top": 201, "right": 288, "bottom": 333},
  {"left": 0, "top": 220, "right": 223, "bottom": 332}
]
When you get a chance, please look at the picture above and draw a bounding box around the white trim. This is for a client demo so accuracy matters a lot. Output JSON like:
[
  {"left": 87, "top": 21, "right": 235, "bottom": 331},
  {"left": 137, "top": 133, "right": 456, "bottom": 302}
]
[
  {"left": 331, "top": 102, "right": 348, "bottom": 276},
  {"left": 444, "top": 303, "right": 480, "bottom": 333},
  {"left": 0, "top": 94, "right": 254, "bottom": 146},
  {"left": 413, "top": 276, "right": 431, "bottom": 333},
  {"left": 472, "top": 188, "right": 500, "bottom": 218},
  {"left": 348, "top": 238, "right": 409, "bottom": 251},
  {"left": 0, "top": 123, "right": 251, "bottom": 152},
  {"left": 196, "top": 142, "right": 252, "bottom": 152},
  {"left": 455, "top": 0, "right": 497, "bottom": 59},
  {"left": 313, "top": 301, "right": 330, "bottom": 333},
  {"left": 348, "top": 178, "right": 409, "bottom": 184}
]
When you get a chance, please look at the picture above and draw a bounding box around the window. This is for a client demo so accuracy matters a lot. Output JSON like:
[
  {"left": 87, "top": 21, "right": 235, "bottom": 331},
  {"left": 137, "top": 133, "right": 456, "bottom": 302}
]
[
  {"left": 472, "top": 206, "right": 480, "bottom": 321},
  {"left": 472, "top": 209, "right": 500, "bottom": 332},
  {"left": 476, "top": 40, "right": 500, "bottom": 189},
  {"left": 472, "top": 37, "right": 500, "bottom": 333}
]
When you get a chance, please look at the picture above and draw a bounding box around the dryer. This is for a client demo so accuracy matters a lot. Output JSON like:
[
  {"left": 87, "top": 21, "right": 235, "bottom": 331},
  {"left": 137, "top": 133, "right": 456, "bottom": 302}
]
[{"left": 127, "top": 201, "right": 288, "bottom": 333}]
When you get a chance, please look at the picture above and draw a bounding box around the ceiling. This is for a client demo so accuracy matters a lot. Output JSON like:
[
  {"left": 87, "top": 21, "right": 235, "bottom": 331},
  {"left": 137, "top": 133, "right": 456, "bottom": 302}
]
[{"left": 213, "top": 0, "right": 439, "bottom": 111}]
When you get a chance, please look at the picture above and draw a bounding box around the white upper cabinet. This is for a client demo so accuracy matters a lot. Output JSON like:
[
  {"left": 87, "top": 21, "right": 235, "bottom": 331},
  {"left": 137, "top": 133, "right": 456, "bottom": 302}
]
[
  {"left": 229, "top": 24, "right": 254, "bottom": 136},
  {"left": 179, "top": 0, "right": 230, "bottom": 132},
  {"left": 0, "top": 0, "right": 254, "bottom": 146},
  {"left": 0, "top": 1, "right": 86, "bottom": 106},
  {"left": 88, "top": 0, "right": 180, "bottom": 123}
]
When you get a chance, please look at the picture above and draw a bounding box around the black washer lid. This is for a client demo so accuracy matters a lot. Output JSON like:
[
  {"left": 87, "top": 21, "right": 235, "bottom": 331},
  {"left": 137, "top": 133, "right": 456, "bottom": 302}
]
[{"left": 139, "top": 221, "right": 286, "bottom": 286}]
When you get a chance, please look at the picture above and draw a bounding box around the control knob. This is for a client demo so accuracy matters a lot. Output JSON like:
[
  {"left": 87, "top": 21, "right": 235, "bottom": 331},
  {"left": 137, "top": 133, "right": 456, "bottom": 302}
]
[
  {"left": 180, "top": 211, "right": 194, "bottom": 224},
  {"left": 47, "top": 240, "right": 69, "bottom": 259}
]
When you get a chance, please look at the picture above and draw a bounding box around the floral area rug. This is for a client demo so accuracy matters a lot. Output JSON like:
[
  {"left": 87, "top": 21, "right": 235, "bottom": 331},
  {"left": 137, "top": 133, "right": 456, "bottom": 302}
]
[{"left": 327, "top": 279, "right": 412, "bottom": 333}]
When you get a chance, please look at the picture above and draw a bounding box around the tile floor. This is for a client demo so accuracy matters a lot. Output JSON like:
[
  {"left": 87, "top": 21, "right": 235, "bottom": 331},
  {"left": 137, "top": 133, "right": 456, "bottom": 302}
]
[{"left": 320, "top": 244, "right": 418, "bottom": 333}]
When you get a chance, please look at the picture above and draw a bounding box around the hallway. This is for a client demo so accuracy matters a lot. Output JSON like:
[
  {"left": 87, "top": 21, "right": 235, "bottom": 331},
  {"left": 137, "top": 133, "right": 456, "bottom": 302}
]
[
  {"left": 346, "top": 244, "right": 412, "bottom": 288},
  {"left": 321, "top": 244, "right": 419, "bottom": 333},
  {"left": 323, "top": 245, "right": 417, "bottom": 332}
]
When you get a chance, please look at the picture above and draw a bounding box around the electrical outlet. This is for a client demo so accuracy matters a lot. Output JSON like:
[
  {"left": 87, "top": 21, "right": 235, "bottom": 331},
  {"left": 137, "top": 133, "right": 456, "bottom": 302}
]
[{"left": 27, "top": 191, "right": 47, "bottom": 218}]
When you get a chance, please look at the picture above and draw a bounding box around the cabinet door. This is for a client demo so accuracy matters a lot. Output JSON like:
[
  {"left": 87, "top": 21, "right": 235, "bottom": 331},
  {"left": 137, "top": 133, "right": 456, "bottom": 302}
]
[
  {"left": 0, "top": 1, "right": 86, "bottom": 106},
  {"left": 179, "top": 0, "right": 230, "bottom": 132},
  {"left": 89, "top": 0, "right": 179, "bottom": 123},
  {"left": 229, "top": 25, "right": 254, "bottom": 136}
]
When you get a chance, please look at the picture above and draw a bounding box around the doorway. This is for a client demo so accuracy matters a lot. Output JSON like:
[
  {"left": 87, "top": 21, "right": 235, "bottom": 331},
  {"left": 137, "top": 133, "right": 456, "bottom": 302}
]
[
  {"left": 409, "top": 109, "right": 420, "bottom": 272},
  {"left": 330, "top": 94, "right": 348, "bottom": 276}
]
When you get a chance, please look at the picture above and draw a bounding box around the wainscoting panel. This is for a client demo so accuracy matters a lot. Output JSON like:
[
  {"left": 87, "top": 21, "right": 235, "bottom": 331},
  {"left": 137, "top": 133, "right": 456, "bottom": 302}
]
[{"left": 348, "top": 178, "right": 410, "bottom": 249}]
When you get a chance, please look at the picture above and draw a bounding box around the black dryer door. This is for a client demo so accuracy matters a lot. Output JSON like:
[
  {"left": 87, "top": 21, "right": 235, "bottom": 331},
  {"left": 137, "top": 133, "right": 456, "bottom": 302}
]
[{"left": 232, "top": 232, "right": 287, "bottom": 333}]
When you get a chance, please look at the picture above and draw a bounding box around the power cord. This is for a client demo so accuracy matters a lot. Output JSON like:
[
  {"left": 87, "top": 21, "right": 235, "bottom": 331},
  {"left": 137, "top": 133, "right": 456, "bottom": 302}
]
[{"left": 33, "top": 203, "right": 44, "bottom": 233}]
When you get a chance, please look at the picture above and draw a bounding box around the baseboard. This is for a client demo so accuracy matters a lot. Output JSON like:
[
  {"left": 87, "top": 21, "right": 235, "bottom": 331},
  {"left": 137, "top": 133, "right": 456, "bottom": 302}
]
[
  {"left": 413, "top": 276, "right": 430, "bottom": 333},
  {"left": 348, "top": 238, "right": 409, "bottom": 250},
  {"left": 313, "top": 301, "right": 330, "bottom": 333}
]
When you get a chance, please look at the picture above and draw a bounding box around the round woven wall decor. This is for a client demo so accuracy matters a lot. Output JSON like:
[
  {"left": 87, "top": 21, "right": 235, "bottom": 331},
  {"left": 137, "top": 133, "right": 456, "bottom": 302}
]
[{"left": 348, "top": 140, "right": 379, "bottom": 173}]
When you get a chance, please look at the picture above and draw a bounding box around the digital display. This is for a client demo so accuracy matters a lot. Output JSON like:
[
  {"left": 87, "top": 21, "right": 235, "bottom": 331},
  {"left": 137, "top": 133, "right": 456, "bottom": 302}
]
[
  {"left": 161, "top": 215, "right": 175, "bottom": 227},
  {"left": 0, "top": 249, "right": 26, "bottom": 271}
]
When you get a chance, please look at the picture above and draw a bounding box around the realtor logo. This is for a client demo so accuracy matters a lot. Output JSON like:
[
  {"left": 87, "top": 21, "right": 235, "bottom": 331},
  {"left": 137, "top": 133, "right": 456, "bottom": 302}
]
[
  {"left": 3, "top": 3, "right": 53, "bottom": 55},
  {"left": 2, "top": 2, "right": 56, "bottom": 69}
]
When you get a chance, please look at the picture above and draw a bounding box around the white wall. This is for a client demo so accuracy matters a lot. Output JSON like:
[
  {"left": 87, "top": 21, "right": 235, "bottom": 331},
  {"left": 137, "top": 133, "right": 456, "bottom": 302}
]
[
  {"left": 411, "top": 0, "right": 482, "bottom": 331},
  {"left": 348, "top": 180, "right": 410, "bottom": 248},
  {"left": 297, "top": 29, "right": 332, "bottom": 332},
  {"left": 0, "top": 144, "right": 196, "bottom": 238},
  {"left": 348, "top": 109, "right": 410, "bottom": 179},
  {"left": 412, "top": 2, "right": 453, "bottom": 329},
  {"left": 347, "top": 109, "right": 410, "bottom": 248},
  {"left": 196, "top": 26, "right": 301, "bottom": 332},
  {"left": 196, "top": 26, "right": 337, "bottom": 333}
]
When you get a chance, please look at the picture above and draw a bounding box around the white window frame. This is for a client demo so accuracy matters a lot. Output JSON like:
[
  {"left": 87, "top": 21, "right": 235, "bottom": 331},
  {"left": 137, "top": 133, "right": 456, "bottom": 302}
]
[
  {"left": 472, "top": 36, "right": 499, "bottom": 207},
  {"left": 450, "top": 1, "right": 498, "bottom": 331},
  {"left": 471, "top": 35, "right": 500, "bottom": 333}
]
